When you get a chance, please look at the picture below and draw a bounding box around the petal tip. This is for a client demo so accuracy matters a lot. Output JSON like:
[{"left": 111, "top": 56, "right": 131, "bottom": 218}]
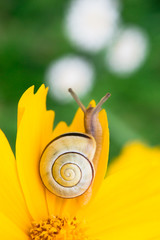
[{"left": 89, "top": 100, "right": 96, "bottom": 107}]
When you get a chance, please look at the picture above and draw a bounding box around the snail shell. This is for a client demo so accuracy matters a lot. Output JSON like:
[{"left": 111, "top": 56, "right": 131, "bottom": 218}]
[{"left": 40, "top": 132, "right": 96, "bottom": 198}]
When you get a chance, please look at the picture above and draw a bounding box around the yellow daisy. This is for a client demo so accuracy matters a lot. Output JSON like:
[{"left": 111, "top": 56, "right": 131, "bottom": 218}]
[{"left": 0, "top": 85, "right": 160, "bottom": 240}]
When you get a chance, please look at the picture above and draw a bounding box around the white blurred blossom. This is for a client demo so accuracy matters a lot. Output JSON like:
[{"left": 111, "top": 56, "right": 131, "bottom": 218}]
[
  {"left": 106, "top": 27, "right": 148, "bottom": 75},
  {"left": 46, "top": 56, "right": 94, "bottom": 103},
  {"left": 65, "top": 0, "right": 120, "bottom": 52}
]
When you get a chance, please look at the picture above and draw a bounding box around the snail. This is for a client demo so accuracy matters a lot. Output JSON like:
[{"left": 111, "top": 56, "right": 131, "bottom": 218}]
[{"left": 40, "top": 89, "right": 110, "bottom": 199}]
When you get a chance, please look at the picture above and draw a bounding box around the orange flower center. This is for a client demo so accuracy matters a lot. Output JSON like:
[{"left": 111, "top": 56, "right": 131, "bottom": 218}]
[{"left": 29, "top": 216, "right": 90, "bottom": 240}]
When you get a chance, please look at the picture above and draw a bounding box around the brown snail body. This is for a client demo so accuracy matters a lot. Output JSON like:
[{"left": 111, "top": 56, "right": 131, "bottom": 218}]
[{"left": 40, "top": 89, "right": 110, "bottom": 198}]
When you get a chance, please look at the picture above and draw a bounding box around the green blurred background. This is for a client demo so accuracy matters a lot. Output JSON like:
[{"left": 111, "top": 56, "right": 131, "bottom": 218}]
[{"left": 0, "top": 0, "right": 160, "bottom": 163}]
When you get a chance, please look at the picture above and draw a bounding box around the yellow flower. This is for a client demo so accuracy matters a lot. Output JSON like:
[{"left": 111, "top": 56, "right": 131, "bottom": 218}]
[{"left": 0, "top": 85, "right": 160, "bottom": 239}]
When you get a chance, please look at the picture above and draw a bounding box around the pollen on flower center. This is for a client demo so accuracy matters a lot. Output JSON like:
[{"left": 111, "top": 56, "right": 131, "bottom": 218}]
[{"left": 29, "top": 216, "right": 90, "bottom": 240}]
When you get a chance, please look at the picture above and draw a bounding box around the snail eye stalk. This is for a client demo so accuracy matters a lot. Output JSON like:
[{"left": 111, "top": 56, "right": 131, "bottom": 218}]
[{"left": 68, "top": 88, "right": 86, "bottom": 113}]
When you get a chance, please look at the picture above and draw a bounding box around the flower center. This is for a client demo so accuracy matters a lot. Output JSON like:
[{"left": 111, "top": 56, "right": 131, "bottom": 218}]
[{"left": 29, "top": 216, "right": 90, "bottom": 240}]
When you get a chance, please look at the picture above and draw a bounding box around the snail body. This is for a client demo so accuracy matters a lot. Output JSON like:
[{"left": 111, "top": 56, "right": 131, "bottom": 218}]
[{"left": 40, "top": 89, "right": 110, "bottom": 198}]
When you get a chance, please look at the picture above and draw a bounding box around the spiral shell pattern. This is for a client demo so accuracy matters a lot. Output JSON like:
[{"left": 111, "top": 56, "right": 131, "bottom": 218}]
[{"left": 40, "top": 133, "right": 96, "bottom": 198}]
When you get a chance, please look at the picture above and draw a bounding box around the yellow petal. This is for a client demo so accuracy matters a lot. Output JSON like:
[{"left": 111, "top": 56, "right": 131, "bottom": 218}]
[
  {"left": 17, "top": 86, "right": 34, "bottom": 129},
  {"left": 97, "top": 222, "right": 160, "bottom": 240},
  {"left": 0, "top": 130, "right": 31, "bottom": 233},
  {"left": 79, "top": 143, "right": 160, "bottom": 239},
  {"left": 46, "top": 101, "right": 109, "bottom": 216},
  {"left": 49, "top": 121, "right": 69, "bottom": 141},
  {"left": 16, "top": 85, "right": 55, "bottom": 220},
  {"left": 107, "top": 142, "right": 160, "bottom": 176},
  {"left": 69, "top": 107, "right": 85, "bottom": 132},
  {"left": 0, "top": 212, "right": 28, "bottom": 240}
]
